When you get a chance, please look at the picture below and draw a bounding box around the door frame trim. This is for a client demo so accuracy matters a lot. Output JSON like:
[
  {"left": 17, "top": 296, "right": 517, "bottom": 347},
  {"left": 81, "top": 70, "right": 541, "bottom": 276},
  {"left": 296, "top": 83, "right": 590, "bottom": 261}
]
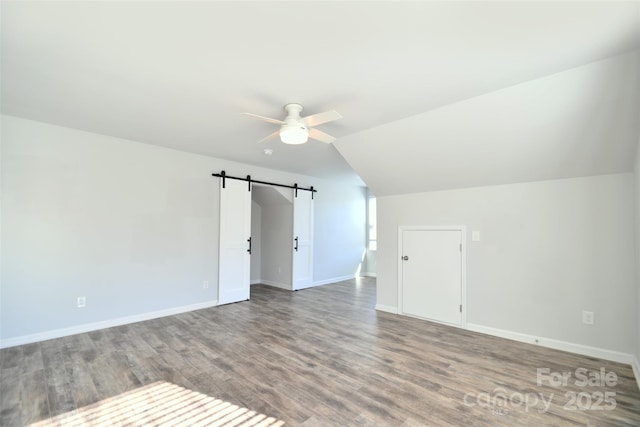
[{"left": 397, "top": 225, "right": 467, "bottom": 328}]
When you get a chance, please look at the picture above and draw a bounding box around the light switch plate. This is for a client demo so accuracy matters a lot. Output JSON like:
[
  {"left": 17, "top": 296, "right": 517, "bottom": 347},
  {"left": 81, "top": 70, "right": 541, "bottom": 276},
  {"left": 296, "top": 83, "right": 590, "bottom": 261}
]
[{"left": 472, "top": 231, "right": 481, "bottom": 241}]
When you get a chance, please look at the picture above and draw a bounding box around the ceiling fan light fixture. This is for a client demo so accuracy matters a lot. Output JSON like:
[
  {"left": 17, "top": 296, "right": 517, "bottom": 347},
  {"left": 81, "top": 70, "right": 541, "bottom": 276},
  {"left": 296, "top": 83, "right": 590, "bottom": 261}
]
[
  {"left": 280, "top": 125, "right": 309, "bottom": 145},
  {"left": 244, "top": 103, "right": 340, "bottom": 144}
]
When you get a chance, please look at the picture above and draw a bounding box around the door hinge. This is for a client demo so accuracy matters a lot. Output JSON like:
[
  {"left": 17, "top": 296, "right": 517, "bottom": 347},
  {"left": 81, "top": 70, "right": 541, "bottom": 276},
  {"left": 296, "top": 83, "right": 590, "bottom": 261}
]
[
  {"left": 459, "top": 243, "right": 462, "bottom": 252},
  {"left": 459, "top": 304, "right": 462, "bottom": 313}
]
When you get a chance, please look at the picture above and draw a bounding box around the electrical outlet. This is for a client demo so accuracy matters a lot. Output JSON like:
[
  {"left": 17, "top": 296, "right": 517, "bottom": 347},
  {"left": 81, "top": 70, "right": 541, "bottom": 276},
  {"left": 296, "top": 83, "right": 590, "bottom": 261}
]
[
  {"left": 203, "top": 280, "right": 209, "bottom": 289},
  {"left": 77, "top": 296, "right": 86, "bottom": 308},
  {"left": 582, "top": 310, "right": 594, "bottom": 325}
]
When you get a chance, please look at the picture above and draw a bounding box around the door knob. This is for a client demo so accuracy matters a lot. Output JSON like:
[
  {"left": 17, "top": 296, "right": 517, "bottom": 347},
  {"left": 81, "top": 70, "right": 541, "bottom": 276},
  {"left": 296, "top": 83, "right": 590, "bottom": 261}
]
[{"left": 402, "top": 255, "right": 409, "bottom": 261}]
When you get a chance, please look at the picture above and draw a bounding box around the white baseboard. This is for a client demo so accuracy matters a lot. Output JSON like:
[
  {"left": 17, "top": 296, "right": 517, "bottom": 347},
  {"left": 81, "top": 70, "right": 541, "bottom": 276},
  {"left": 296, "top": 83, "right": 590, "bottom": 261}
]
[
  {"left": 261, "top": 280, "right": 291, "bottom": 290},
  {"left": 0, "top": 300, "right": 218, "bottom": 349},
  {"left": 632, "top": 355, "right": 640, "bottom": 392},
  {"left": 313, "top": 274, "right": 355, "bottom": 287},
  {"left": 250, "top": 279, "right": 261, "bottom": 285},
  {"left": 466, "top": 323, "right": 634, "bottom": 365},
  {"left": 262, "top": 275, "right": 355, "bottom": 291},
  {"left": 360, "top": 272, "right": 377, "bottom": 278},
  {"left": 375, "top": 304, "right": 398, "bottom": 314}
]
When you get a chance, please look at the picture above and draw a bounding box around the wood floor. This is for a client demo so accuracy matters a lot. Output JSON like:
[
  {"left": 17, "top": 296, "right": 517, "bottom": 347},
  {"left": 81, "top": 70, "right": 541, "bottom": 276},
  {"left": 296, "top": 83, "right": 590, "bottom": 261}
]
[{"left": 1, "top": 277, "right": 640, "bottom": 426}]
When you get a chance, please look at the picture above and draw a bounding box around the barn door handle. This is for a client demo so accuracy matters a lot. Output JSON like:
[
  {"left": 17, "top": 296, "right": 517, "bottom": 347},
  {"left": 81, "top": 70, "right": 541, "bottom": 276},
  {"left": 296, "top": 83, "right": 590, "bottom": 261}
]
[
  {"left": 294, "top": 236, "right": 299, "bottom": 252},
  {"left": 247, "top": 237, "right": 252, "bottom": 254},
  {"left": 402, "top": 255, "right": 409, "bottom": 261}
]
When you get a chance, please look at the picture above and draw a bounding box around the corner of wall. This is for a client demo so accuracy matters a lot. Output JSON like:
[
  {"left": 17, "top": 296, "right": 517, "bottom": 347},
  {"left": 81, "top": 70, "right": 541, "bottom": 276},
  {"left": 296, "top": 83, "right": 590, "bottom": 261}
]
[
  {"left": 375, "top": 304, "right": 398, "bottom": 314},
  {"left": 632, "top": 354, "right": 640, "bottom": 392},
  {"left": 635, "top": 136, "right": 640, "bottom": 388}
]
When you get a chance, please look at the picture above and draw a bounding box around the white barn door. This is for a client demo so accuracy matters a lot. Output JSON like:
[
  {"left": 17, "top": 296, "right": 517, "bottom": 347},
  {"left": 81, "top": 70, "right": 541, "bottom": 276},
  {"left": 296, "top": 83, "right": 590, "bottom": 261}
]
[
  {"left": 292, "top": 190, "right": 314, "bottom": 290},
  {"left": 400, "top": 228, "right": 463, "bottom": 326},
  {"left": 218, "top": 179, "right": 251, "bottom": 305}
]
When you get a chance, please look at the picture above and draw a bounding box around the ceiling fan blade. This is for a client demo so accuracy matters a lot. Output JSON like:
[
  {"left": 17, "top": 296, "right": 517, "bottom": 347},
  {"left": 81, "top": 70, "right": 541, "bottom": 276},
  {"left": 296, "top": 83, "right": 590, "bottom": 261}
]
[
  {"left": 258, "top": 130, "right": 280, "bottom": 143},
  {"left": 242, "top": 113, "right": 285, "bottom": 125},
  {"left": 302, "top": 110, "right": 342, "bottom": 127},
  {"left": 308, "top": 128, "right": 336, "bottom": 144}
]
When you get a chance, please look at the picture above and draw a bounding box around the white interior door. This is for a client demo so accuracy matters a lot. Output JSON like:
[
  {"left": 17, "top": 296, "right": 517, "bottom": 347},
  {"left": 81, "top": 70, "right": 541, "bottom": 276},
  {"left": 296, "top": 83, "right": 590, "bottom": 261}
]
[
  {"left": 218, "top": 179, "right": 251, "bottom": 305},
  {"left": 292, "top": 190, "right": 314, "bottom": 290},
  {"left": 400, "top": 229, "right": 462, "bottom": 325}
]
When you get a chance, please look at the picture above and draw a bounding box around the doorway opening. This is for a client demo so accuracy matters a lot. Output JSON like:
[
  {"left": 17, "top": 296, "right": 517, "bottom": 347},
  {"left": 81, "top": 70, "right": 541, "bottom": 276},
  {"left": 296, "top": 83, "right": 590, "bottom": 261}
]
[{"left": 251, "top": 185, "right": 294, "bottom": 290}]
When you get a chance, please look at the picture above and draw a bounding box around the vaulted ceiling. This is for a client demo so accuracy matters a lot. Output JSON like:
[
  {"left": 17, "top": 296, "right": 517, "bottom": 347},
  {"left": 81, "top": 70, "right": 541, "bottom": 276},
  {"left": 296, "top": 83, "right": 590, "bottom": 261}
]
[{"left": 2, "top": 1, "right": 639, "bottom": 195}]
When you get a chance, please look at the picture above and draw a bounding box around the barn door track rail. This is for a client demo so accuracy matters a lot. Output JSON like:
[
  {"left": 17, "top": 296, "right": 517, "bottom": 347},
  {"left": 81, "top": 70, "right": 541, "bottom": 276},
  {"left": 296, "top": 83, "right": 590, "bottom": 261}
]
[{"left": 212, "top": 170, "right": 317, "bottom": 198}]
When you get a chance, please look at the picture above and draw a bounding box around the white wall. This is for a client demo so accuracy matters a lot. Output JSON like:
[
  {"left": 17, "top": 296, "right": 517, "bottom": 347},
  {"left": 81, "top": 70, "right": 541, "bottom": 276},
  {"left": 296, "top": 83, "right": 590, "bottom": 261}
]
[
  {"left": 250, "top": 201, "right": 262, "bottom": 284},
  {"left": 362, "top": 190, "right": 377, "bottom": 276},
  {"left": 260, "top": 204, "right": 293, "bottom": 289},
  {"left": 377, "top": 174, "right": 635, "bottom": 354},
  {"left": 363, "top": 249, "right": 377, "bottom": 277},
  {"left": 313, "top": 183, "right": 367, "bottom": 284},
  {"left": 635, "top": 141, "right": 640, "bottom": 367},
  {"left": 1, "top": 115, "right": 366, "bottom": 344}
]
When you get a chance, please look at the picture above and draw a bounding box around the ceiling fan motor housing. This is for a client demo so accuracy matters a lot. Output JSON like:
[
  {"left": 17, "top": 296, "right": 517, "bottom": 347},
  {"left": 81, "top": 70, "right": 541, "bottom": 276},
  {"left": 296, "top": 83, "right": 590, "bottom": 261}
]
[
  {"left": 280, "top": 103, "right": 309, "bottom": 144},
  {"left": 284, "top": 103, "right": 304, "bottom": 118}
]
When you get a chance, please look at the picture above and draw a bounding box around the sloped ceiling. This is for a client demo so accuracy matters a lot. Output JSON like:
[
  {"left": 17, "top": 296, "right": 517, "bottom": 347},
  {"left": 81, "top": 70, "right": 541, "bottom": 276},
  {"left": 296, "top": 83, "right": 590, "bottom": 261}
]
[
  {"left": 252, "top": 185, "right": 292, "bottom": 207},
  {"left": 336, "top": 51, "right": 640, "bottom": 196},
  {"left": 2, "top": 1, "right": 640, "bottom": 193}
]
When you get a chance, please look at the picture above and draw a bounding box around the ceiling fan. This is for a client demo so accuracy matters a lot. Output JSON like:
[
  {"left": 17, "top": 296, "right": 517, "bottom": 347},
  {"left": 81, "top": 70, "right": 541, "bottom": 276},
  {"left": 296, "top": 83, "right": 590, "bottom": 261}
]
[{"left": 243, "top": 103, "right": 342, "bottom": 145}]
